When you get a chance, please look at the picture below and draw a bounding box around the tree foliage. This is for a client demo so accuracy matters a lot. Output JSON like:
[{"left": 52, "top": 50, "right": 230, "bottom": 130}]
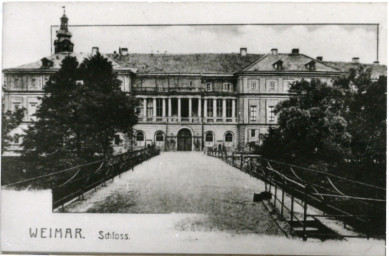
[
  {"left": 22, "top": 53, "right": 139, "bottom": 171},
  {"left": 259, "top": 67, "right": 386, "bottom": 181},
  {"left": 2, "top": 108, "right": 25, "bottom": 152},
  {"left": 259, "top": 79, "right": 351, "bottom": 166}
]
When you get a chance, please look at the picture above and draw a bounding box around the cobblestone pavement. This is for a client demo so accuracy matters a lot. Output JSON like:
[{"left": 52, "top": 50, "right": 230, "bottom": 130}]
[{"left": 65, "top": 152, "right": 284, "bottom": 235}]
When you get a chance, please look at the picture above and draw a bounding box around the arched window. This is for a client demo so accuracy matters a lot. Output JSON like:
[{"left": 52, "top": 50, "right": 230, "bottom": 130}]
[
  {"left": 155, "top": 131, "right": 164, "bottom": 141},
  {"left": 136, "top": 131, "right": 144, "bottom": 141},
  {"left": 205, "top": 132, "right": 213, "bottom": 142},
  {"left": 225, "top": 132, "right": 233, "bottom": 142}
]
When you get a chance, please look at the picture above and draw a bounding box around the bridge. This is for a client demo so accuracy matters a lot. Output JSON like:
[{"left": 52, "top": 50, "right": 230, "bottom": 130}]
[{"left": 4, "top": 149, "right": 385, "bottom": 242}]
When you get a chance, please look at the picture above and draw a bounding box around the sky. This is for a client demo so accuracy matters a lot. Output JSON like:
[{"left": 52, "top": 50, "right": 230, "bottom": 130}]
[{"left": 2, "top": 2, "right": 387, "bottom": 68}]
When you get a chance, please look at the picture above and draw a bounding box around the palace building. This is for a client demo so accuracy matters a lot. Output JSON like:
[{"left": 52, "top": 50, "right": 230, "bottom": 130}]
[{"left": 2, "top": 13, "right": 387, "bottom": 155}]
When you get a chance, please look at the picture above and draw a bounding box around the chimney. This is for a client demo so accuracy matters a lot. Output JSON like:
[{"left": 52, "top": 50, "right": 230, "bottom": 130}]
[
  {"left": 92, "top": 47, "right": 99, "bottom": 55},
  {"left": 316, "top": 56, "right": 323, "bottom": 61},
  {"left": 352, "top": 57, "right": 359, "bottom": 63},
  {"left": 271, "top": 48, "right": 278, "bottom": 55},
  {"left": 291, "top": 48, "right": 299, "bottom": 54},
  {"left": 119, "top": 47, "right": 128, "bottom": 55},
  {"left": 240, "top": 48, "right": 247, "bottom": 57}
]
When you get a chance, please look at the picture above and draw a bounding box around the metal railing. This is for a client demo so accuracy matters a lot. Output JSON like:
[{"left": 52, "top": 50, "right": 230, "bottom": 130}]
[
  {"left": 207, "top": 150, "right": 386, "bottom": 240},
  {"left": 4, "top": 147, "right": 160, "bottom": 210}
]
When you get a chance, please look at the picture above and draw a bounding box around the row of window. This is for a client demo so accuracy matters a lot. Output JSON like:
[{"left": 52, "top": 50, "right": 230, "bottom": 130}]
[
  {"left": 6, "top": 75, "right": 49, "bottom": 90},
  {"left": 249, "top": 105, "right": 277, "bottom": 123},
  {"left": 144, "top": 99, "right": 234, "bottom": 118},
  {"left": 134, "top": 131, "right": 233, "bottom": 143},
  {"left": 206, "top": 82, "right": 232, "bottom": 92},
  {"left": 248, "top": 79, "right": 293, "bottom": 93}
]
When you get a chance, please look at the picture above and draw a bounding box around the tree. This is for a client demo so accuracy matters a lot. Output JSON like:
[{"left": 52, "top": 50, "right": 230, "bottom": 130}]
[
  {"left": 259, "top": 79, "right": 351, "bottom": 166},
  {"left": 333, "top": 67, "right": 386, "bottom": 179},
  {"left": 22, "top": 53, "right": 139, "bottom": 172},
  {"left": 2, "top": 108, "right": 25, "bottom": 152}
]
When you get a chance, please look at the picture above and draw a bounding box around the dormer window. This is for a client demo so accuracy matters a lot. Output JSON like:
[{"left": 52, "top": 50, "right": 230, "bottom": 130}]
[
  {"left": 305, "top": 61, "right": 316, "bottom": 71},
  {"left": 41, "top": 58, "right": 53, "bottom": 69},
  {"left": 272, "top": 60, "right": 283, "bottom": 70}
]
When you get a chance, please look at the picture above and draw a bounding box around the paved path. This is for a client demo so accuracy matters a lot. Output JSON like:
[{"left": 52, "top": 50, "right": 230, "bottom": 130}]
[{"left": 65, "top": 152, "right": 284, "bottom": 235}]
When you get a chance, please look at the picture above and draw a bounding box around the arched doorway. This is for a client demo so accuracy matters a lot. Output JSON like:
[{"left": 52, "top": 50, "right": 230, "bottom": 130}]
[{"left": 177, "top": 128, "right": 192, "bottom": 151}]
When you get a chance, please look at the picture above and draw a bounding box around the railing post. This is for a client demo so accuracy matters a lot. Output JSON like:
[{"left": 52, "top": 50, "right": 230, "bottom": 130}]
[
  {"left": 274, "top": 185, "right": 277, "bottom": 207},
  {"left": 240, "top": 154, "right": 243, "bottom": 170},
  {"left": 290, "top": 195, "right": 294, "bottom": 224},
  {"left": 280, "top": 186, "right": 285, "bottom": 220},
  {"left": 303, "top": 184, "right": 309, "bottom": 241}
]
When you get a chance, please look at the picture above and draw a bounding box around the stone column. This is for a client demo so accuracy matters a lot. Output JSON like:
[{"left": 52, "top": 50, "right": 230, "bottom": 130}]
[
  {"left": 178, "top": 98, "right": 181, "bottom": 122},
  {"left": 162, "top": 98, "right": 166, "bottom": 118},
  {"left": 232, "top": 99, "right": 236, "bottom": 118},
  {"left": 168, "top": 98, "right": 172, "bottom": 120},
  {"left": 143, "top": 98, "right": 147, "bottom": 120},
  {"left": 222, "top": 99, "right": 226, "bottom": 119},
  {"left": 189, "top": 98, "right": 192, "bottom": 120},
  {"left": 204, "top": 99, "right": 207, "bottom": 118},
  {"left": 198, "top": 98, "right": 202, "bottom": 118},
  {"left": 153, "top": 98, "right": 157, "bottom": 119},
  {"left": 213, "top": 98, "right": 217, "bottom": 118}
]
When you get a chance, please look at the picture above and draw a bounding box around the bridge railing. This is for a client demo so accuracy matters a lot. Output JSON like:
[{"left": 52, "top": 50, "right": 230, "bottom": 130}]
[
  {"left": 3, "top": 147, "right": 160, "bottom": 210},
  {"left": 207, "top": 150, "right": 386, "bottom": 240}
]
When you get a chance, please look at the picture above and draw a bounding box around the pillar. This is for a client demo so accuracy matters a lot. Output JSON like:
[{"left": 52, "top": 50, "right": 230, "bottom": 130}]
[
  {"left": 198, "top": 98, "right": 202, "bottom": 117},
  {"left": 204, "top": 99, "right": 207, "bottom": 118},
  {"left": 162, "top": 98, "right": 166, "bottom": 117},
  {"left": 168, "top": 98, "right": 172, "bottom": 117},
  {"left": 222, "top": 99, "right": 226, "bottom": 118},
  {"left": 143, "top": 98, "right": 147, "bottom": 118},
  {"left": 178, "top": 98, "right": 181, "bottom": 121},
  {"left": 232, "top": 99, "right": 236, "bottom": 118},
  {"left": 213, "top": 98, "right": 217, "bottom": 118},
  {"left": 153, "top": 98, "right": 156, "bottom": 118},
  {"left": 189, "top": 98, "right": 192, "bottom": 118}
]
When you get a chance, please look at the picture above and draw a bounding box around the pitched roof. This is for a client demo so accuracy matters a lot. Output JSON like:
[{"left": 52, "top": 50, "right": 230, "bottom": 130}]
[
  {"left": 323, "top": 61, "right": 387, "bottom": 79},
  {"left": 243, "top": 53, "right": 341, "bottom": 73},
  {"left": 7, "top": 52, "right": 127, "bottom": 71},
  {"left": 106, "top": 53, "right": 263, "bottom": 74}
]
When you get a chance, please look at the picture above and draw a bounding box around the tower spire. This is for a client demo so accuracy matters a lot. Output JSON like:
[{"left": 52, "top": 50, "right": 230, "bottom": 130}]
[{"left": 54, "top": 7, "right": 74, "bottom": 53}]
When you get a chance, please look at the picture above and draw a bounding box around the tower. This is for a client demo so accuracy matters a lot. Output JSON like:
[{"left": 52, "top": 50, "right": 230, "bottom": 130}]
[{"left": 54, "top": 7, "right": 74, "bottom": 53}]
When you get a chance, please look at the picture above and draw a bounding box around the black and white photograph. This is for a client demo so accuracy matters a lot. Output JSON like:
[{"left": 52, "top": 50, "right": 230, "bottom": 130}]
[{"left": 1, "top": 2, "right": 387, "bottom": 255}]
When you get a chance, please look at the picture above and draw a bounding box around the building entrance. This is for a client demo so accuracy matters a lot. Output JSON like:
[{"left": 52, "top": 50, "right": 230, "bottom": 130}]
[{"left": 177, "top": 128, "right": 192, "bottom": 151}]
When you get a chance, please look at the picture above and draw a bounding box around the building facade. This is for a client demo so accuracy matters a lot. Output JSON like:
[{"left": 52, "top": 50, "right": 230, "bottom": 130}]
[{"left": 2, "top": 14, "right": 386, "bottom": 155}]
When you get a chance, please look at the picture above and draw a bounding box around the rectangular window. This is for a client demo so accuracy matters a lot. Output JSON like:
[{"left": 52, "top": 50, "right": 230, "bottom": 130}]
[
  {"left": 266, "top": 80, "right": 278, "bottom": 92},
  {"left": 147, "top": 99, "right": 153, "bottom": 117},
  {"left": 11, "top": 100, "right": 22, "bottom": 111},
  {"left": 31, "top": 78, "right": 37, "bottom": 89},
  {"left": 207, "top": 100, "right": 213, "bottom": 117},
  {"left": 226, "top": 99, "right": 232, "bottom": 117},
  {"left": 251, "top": 129, "right": 256, "bottom": 137},
  {"left": 156, "top": 99, "right": 163, "bottom": 117},
  {"left": 28, "top": 101, "right": 38, "bottom": 121},
  {"left": 206, "top": 83, "right": 213, "bottom": 91},
  {"left": 12, "top": 77, "right": 22, "bottom": 90},
  {"left": 216, "top": 99, "right": 223, "bottom": 117},
  {"left": 223, "top": 83, "right": 231, "bottom": 91},
  {"left": 249, "top": 80, "right": 258, "bottom": 91},
  {"left": 268, "top": 105, "right": 276, "bottom": 123},
  {"left": 250, "top": 105, "right": 257, "bottom": 122}
]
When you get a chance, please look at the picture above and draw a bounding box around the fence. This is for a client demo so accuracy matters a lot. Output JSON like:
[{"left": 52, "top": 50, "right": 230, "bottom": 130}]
[
  {"left": 208, "top": 150, "right": 386, "bottom": 240},
  {"left": 4, "top": 147, "right": 160, "bottom": 210}
]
